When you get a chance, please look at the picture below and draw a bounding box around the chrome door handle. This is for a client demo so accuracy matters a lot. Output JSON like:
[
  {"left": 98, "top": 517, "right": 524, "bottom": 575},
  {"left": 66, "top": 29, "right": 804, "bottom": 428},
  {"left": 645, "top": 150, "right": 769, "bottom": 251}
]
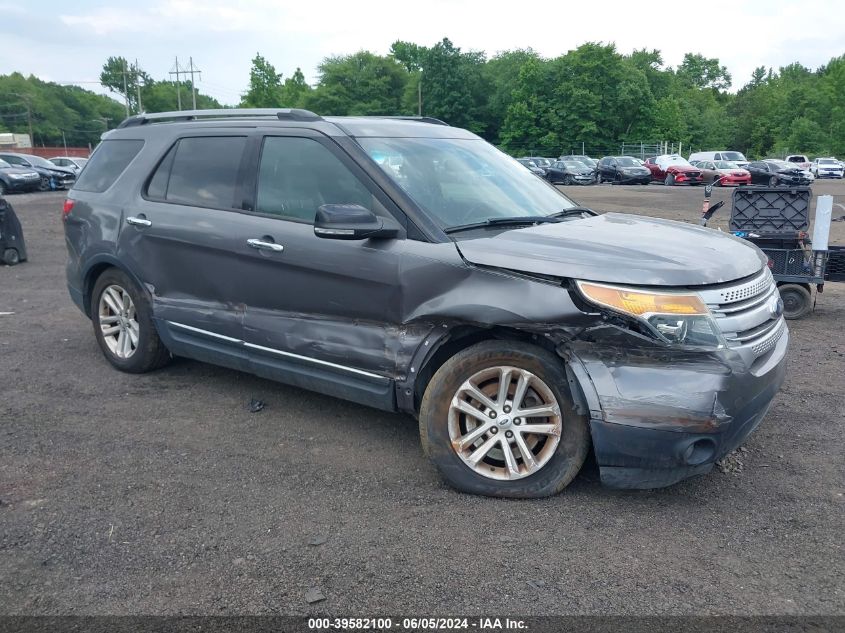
[
  {"left": 247, "top": 238, "right": 284, "bottom": 252},
  {"left": 126, "top": 216, "right": 152, "bottom": 227}
]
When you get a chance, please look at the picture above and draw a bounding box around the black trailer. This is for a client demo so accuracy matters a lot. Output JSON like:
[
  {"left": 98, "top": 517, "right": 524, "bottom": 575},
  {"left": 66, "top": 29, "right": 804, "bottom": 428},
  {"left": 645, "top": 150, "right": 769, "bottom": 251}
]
[{"left": 701, "top": 186, "right": 842, "bottom": 319}]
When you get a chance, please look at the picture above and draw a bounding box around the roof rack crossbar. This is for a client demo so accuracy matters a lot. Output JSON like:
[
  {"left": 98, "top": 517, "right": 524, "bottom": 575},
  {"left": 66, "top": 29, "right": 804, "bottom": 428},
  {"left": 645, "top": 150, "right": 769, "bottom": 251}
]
[{"left": 117, "top": 108, "right": 322, "bottom": 128}]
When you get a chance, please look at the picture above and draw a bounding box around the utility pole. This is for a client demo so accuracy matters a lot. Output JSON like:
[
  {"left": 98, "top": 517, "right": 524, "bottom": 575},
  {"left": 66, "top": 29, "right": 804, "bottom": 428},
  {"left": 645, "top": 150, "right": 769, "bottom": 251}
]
[
  {"left": 62, "top": 130, "right": 68, "bottom": 156},
  {"left": 418, "top": 72, "right": 422, "bottom": 116},
  {"left": 121, "top": 58, "right": 130, "bottom": 117},
  {"left": 187, "top": 57, "right": 202, "bottom": 110},
  {"left": 135, "top": 58, "right": 143, "bottom": 113},
  {"left": 169, "top": 57, "right": 183, "bottom": 111}
]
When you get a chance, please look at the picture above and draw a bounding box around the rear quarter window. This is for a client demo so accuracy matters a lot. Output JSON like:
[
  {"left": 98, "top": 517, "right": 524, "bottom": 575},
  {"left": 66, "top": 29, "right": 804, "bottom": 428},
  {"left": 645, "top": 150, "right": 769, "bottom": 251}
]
[{"left": 73, "top": 139, "right": 144, "bottom": 193}]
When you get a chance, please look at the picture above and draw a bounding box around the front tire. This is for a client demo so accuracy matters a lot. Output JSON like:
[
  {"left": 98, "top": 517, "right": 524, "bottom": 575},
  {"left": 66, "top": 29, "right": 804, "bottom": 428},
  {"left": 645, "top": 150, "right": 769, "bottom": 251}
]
[
  {"left": 419, "top": 341, "right": 590, "bottom": 498},
  {"left": 664, "top": 173, "right": 675, "bottom": 186},
  {"left": 90, "top": 268, "right": 171, "bottom": 373},
  {"left": 769, "top": 175, "right": 778, "bottom": 187},
  {"left": 38, "top": 176, "right": 50, "bottom": 192}
]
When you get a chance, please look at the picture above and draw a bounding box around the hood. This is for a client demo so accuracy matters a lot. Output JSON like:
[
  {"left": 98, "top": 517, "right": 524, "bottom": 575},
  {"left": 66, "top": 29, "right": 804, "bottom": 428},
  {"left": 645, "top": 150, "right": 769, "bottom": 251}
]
[
  {"left": 453, "top": 212, "right": 766, "bottom": 286},
  {"left": 46, "top": 165, "right": 75, "bottom": 175},
  {"left": 0, "top": 166, "right": 39, "bottom": 177},
  {"left": 667, "top": 164, "right": 699, "bottom": 173}
]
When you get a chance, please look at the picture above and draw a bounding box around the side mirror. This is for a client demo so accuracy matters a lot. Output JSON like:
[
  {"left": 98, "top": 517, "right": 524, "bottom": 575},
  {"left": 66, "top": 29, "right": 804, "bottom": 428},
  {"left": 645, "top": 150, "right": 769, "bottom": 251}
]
[{"left": 314, "top": 204, "right": 400, "bottom": 240}]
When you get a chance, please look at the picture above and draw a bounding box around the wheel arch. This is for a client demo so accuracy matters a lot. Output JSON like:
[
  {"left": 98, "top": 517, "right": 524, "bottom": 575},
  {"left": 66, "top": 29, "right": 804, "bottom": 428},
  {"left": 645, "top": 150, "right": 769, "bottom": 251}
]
[
  {"left": 409, "top": 324, "right": 568, "bottom": 415},
  {"left": 81, "top": 256, "right": 148, "bottom": 318}
]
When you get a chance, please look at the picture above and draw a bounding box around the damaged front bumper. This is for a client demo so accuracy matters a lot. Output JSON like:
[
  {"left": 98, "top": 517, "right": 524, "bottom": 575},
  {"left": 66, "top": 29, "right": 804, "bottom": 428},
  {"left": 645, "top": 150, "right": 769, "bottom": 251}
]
[{"left": 565, "top": 324, "right": 788, "bottom": 489}]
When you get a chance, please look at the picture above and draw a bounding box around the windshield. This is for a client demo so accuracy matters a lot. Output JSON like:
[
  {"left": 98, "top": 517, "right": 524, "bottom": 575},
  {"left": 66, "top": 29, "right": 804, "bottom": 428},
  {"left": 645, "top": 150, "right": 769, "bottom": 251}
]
[
  {"left": 714, "top": 160, "right": 739, "bottom": 169},
  {"left": 721, "top": 152, "right": 746, "bottom": 161},
  {"left": 0, "top": 159, "right": 11, "bottom": 169},
  {"left": 360, "top": 137, "right": 577, "bottom": 229},
  {"left": 564, "top": 161, "right": 585, "bottom": 170},
  {"left": 767, "top": 160, "right": 791, "bottom": 169},
  {"left": 616, "top": 157, "right": 639, "bottom": 167},
  {"left": 819, "top": 159, "right": 836, "bottom": 164},
  {"left": 18, "top": 154, "right": 54, "bottom": 168},
  {"left": 657, "top": 155, "right": 691, "bottom": 168}
]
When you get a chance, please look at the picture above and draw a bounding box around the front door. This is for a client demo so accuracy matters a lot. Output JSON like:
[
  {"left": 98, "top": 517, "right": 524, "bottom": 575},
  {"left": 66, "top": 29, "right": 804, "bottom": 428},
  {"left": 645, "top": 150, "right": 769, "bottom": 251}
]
[{"left": 236, "top": 132, "right": 407, "bottom": 409}]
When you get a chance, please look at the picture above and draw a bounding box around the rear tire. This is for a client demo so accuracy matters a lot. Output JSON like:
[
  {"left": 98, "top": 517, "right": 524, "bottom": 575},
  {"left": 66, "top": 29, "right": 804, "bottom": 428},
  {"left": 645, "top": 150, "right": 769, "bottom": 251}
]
[
  {"left": 90, "top": 268, "right": 171, "bottom": 373},
  {"left": 2, "top": 248, "right": 20, "bottom": 265},
  {"left": 779, "top": 284, "right": 812, "bottom": 320},
  {"left": 419, "top": 340, "right": 590, "bottom": 498}
]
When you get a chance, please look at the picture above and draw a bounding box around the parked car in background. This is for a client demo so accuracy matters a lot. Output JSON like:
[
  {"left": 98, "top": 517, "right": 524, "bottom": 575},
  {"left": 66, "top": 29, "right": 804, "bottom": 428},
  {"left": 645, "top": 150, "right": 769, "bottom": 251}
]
[
  {"left": 811, "top": 157, "right": 844, "bottom": 178},
  {"left": 688, "top": 151, "right": 749, "bottom": 168},
  {"left": 746, "top": 160, "right": 813, "bottom": 186},
  {"left": 544, "top": 160, "right": 595, "bottom": 185},
  {"left": 785, "top": 155, "right": 811, "bottom": 170},
  {"left": 0, "top": 158, "right": 41, "bottom": 195},
  {"left": 522, "top": 156, "right": 554, "bottom": 169},
  {"left": 560, "top": 155, "right": 598, "bottom": 171},
  {"left": 690, "top": 160, "right": 751, "bottom": 186},
  {"left": 516, "top": 158, "right": 547, "bottom": 177},
  {"left": 49, "top": 156, "right": 89, "bottom": 174},
  {"left": 644, "top": 155, "right": 703, "bottom": 185},
  {"left": 0, "top": 152, "right": 76, "bottom": 191},
  {"left": 596, "top": 156, "right": 651, "bottom": 184}
]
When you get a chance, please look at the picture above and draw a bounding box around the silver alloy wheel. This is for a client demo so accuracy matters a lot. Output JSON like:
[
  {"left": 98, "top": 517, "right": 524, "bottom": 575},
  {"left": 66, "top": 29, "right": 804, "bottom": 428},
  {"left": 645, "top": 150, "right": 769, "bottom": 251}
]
[
  {"left": 448, "top": 366, "right": 563, "bottom": 481},
  {"left": 98, "top": 284, "right": 139, "bottom": 359}
]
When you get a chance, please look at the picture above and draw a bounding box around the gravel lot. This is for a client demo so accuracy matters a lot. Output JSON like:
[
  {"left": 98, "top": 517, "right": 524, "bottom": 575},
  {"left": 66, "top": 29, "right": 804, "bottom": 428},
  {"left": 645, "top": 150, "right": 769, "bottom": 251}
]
[{"left": 1, "top": 182, "right": 843, "bottom": 617}]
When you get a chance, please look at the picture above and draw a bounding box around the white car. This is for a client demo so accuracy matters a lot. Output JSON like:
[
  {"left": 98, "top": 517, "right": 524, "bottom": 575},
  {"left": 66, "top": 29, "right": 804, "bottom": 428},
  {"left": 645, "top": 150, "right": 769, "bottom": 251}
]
[
  {"left": 811, "top": 157, "right": 844, "bottom": 179},
  {"left": 688, "top": 150, "right": 749, "bottom": 168},
  {"left": 785, "top": 154, "right": 812, "bottom": 170},
  {"left": 48, "top": 156, "right": 88, "bottom": 174}
]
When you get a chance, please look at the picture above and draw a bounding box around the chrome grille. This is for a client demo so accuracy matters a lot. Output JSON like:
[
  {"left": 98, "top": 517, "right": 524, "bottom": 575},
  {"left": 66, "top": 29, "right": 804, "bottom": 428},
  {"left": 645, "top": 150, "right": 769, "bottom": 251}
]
[{"left": 697, "top": 268, "right": 784, "bottom": 358}]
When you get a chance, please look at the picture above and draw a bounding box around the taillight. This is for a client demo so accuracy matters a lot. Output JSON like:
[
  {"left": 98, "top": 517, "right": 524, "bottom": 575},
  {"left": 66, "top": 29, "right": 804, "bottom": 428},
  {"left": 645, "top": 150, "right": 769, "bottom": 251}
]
[{"left": 62, "top": 199, "right": 74, "bottom": 219}]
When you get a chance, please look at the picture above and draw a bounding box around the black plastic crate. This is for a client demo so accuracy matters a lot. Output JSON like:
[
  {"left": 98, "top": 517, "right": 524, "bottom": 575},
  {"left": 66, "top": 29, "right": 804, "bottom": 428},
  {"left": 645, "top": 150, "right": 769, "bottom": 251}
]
[
  {"left": 826, "top": 246, "right": 845, "bottom": 282},
  {"left": 761, "top": 248, "right": 814, "bottom": 276},
  {"left": 731, "top": 187, "right": 810, "bottom": 234}
]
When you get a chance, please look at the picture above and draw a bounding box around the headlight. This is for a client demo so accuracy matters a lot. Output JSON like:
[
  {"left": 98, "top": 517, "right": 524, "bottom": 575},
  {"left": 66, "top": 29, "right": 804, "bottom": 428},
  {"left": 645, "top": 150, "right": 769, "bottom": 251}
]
[
  {"left": 9, "top": 174, "right": 23, "bottom": 179},
  {"left": 576, "top": 281, "right": 726, "bottom": 348}
]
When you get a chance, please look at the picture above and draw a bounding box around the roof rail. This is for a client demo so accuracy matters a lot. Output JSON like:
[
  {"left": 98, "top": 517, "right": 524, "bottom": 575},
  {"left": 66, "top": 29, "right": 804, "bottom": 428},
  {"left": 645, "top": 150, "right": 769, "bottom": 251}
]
[
  {"left": 369, "top": 116, "right": 449, "bottom": 126},
  {"left": 117, "top": 108, "right": 322, "bottom": 128}
]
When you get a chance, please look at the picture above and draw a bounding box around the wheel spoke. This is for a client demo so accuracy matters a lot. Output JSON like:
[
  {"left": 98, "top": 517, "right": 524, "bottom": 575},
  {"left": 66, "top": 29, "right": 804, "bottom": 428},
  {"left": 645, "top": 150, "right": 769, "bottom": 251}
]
[
  {"left": 511, "top": 371, "right": 531, "bottom": 410},
  {"left": 500, "top": 438, "right": 520, "bottom": 478},
  {"left": 467, "top": 434, "right": 500, "bottom": 465},
  {"left": 520, "top": 423, "right": 560, "bottom": 437},
  {"left": 121, "top": 291, "right": 131, "bottom": 312},
  {"left": 453, "top": 422, "right": 492, "bottom": 451},
  {"left": 101, "top": 325, "right": 120, "bottom": 336},
  {"left": 116, "top": 330, "right": 126, "bottom": 357},
  {"left": 100, "top": 315, "right": 120, "bottom": 325},
  {"left": 127, "top": 324, "right": 139, "bottom": 347},
  {"left": 103, "top": 291, "right": 121, "bottom": 315},
  {"left": 452, "top": 398, "right": 492, "bottom": 424},
  {"left": 460, "top": 381, "right": 497, "bottom": 411},
  {"left": 514, "top": 431, "right": 538, "bottom": 471},
  {"left": 517, "top": 404, "right": 559, "bottom": 419},
  {"left": 497, "top": 367, "right": 512, "bottom": 406}
]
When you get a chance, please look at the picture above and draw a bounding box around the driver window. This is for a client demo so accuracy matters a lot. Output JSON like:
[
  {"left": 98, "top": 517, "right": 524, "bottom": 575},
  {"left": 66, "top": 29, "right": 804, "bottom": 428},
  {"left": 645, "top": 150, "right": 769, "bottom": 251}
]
[{"left": 256, "top": 137, "right": 376, "bottom": 223}]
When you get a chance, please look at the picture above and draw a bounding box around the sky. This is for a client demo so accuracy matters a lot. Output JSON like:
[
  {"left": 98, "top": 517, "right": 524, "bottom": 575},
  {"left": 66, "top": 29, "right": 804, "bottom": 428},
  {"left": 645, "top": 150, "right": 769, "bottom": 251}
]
[{"left": 2, "top": 0, "right": 844, "bottom": 106}]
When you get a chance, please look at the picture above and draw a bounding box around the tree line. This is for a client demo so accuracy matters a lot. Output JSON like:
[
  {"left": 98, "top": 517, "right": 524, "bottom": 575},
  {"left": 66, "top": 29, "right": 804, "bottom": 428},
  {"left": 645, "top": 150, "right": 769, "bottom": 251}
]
[{"left": 2, "top": 40, "right": 843, "bottom": 159}]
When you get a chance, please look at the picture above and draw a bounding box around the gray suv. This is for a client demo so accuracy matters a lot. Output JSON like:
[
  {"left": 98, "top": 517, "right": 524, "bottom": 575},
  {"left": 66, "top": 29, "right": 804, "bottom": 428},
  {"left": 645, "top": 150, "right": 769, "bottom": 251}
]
[{"left": 63, "top": 109, "right": 788, "bottom": 497}]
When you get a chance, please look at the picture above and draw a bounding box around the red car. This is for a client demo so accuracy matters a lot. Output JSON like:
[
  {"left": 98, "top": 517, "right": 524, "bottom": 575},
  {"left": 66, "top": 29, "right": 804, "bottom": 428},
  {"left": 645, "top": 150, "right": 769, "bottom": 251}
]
[
  {"left": 691, "top": 160, "right": 751, "bottom": 186},
  {"left": 644, "top": 155, "right": 703, "bottom": 185}
]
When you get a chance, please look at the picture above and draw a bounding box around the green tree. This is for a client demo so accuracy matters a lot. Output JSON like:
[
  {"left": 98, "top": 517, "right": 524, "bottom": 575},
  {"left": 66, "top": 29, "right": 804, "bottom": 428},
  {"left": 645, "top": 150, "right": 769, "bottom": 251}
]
[
  {"left": 279, "top": 68, "right": 311, "bottom": 107},
  {"left": 304, "top": 51, "right": 407, "bottom": 115},
  {"left": 676, "top": 53, "right": 732, "bottom": 90},
  {"left": 100, "top": 56, "right": 150, "bottom": 114},
  {"left": 241, "top": 54, "right": 283, "bottom": 107}
]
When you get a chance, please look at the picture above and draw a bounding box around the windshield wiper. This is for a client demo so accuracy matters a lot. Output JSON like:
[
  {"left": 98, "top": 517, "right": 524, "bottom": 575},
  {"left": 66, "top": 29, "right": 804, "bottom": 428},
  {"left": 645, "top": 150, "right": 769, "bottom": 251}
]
[
  {"left": 549, "top": 206, "right": 598, "bottom": 218},
  {"left": 444, "top": 215, "right": 563, "bottom": 234}
]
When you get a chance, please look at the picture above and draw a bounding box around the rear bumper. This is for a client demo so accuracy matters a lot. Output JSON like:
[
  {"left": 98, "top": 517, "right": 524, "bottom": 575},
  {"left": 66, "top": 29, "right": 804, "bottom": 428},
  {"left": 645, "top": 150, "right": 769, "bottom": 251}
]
[{"left": 569, "top": 327, "right": 788, "bottom": 489}]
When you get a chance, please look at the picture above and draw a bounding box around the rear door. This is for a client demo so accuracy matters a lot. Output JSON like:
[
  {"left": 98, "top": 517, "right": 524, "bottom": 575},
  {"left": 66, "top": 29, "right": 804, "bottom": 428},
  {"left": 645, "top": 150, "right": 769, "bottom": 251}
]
[
  {"left": 116, "top": 133, "right": 254, "bottom": 370},
  {"left": 235, "top": 131, "right": 406, "bottom": 409}
]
